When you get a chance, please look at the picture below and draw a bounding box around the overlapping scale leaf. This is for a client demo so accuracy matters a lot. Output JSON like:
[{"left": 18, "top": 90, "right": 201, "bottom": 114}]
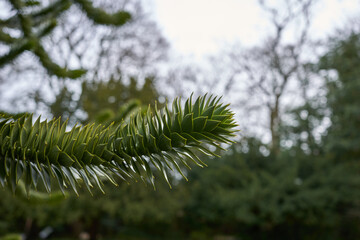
[{"left": 0, "top": 94, "right": 238, "bottom": 195}]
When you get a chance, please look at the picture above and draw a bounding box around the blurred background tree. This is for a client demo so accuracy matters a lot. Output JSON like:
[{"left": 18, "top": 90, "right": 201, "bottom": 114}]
[
  {"left": 320, "top": 31, "right": 360, "bottom": 161},
  {"left": 0, "top": 0, "right": 168, "bottom": 119},
  {"left": 50, "top": 75, "right": 160, "bottom": 124}
]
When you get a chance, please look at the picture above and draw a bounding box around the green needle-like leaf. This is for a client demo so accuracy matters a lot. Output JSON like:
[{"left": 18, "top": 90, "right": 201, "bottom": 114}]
[{"left": 0, "top": 94, "right": 238, "bottom": 195}]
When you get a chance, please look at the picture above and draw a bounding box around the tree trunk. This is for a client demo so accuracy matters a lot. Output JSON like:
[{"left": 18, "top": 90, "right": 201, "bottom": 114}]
[{"left": 270, "top": 96, "right": 281, "bottom": 156}]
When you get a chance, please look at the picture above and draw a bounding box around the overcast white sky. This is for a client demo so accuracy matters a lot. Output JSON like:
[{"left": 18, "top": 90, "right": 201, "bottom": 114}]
[
  {"left": 150, "top": 0, "right": 360, "bottom": 58},
  {"left": 145, "top": 0, "right": 360, "bottom": 140}
]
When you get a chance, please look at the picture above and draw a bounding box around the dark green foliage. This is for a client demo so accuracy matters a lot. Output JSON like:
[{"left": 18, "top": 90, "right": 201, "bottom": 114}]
[
  {"left": 80, "top": 77, "right": 160, "bottom": 123},
  {"left": 320, "top": 33, "right": 360, "bottom": 160},
  {"left": 50, "top": 76, "right": 160, "bottom": 124},
  {"left": 49, "top": 86, "right": 78, "bottom": 122},
  {"left": 180, "top": 140, "right": 360, "bottom": 240},
  {"left": 0, "top": 94, "right": 237, "bottom": 195},
  {"left": 0, "top": 0, "right": 131, "bottom": 78},
  {"left": 0, "top": 178, "right": 184, "bottom": 239},
  {"left": 283, "top": 101, "right": 325, "bottom": 156}
]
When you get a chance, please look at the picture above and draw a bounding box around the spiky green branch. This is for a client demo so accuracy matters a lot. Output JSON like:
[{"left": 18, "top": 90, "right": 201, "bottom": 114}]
[{"left": 0, "top": 95, "right": 238, "bottom": 195}]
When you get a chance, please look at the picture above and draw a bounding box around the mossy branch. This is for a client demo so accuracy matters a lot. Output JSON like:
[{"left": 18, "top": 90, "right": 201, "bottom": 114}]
[
  {"left": 74, "top": 0, "right": 131, "bottom": 26},
  {"left": 0, "top": 95, "right": 238, "bottom": 195},
  {"left": 1, "top": 0, "right": 131, "bottom": 78}
]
